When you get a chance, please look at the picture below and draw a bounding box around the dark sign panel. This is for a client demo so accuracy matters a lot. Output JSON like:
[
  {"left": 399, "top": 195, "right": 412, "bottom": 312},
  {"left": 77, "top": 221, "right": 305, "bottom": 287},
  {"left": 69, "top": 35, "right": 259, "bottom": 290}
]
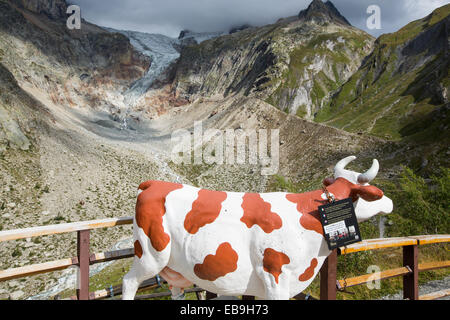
[{"left": 318, "top": 198, "right": 362, "bottom": 250}]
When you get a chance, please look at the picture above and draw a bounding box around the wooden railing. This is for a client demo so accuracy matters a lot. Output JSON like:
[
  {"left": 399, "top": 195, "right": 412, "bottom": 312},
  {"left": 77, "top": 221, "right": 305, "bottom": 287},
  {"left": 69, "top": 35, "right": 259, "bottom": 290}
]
[
  {"left": 0, "top": 217, "right": 134, "bottom": 300},
  {"left": 0, "top": 217, "right": 449, "bottom": 300},
  {"left": 320, "top": 235, "right": 450, "bottom": 300}
]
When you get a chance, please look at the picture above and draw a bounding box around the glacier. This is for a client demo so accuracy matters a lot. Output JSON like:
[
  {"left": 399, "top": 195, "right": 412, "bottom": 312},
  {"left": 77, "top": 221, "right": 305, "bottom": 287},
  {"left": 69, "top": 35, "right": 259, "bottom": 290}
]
[{"left": 106, "top": 28, "right": 225, "bottom": 107}]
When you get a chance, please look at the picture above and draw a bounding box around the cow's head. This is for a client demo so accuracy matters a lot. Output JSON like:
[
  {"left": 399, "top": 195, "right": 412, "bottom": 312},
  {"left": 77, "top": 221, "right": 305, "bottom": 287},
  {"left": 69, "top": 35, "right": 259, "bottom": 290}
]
[{"left": 323, "top": 156, "right": 393, "bottom": 222}]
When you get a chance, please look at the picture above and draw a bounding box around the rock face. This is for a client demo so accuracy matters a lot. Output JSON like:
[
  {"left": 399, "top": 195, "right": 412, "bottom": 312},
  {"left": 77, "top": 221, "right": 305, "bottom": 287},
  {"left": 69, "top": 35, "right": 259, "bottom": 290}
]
[
  {"left": 0, "top": 0, "right": 150, "bottom": 119},
  {"left": 171, "top": 0, "right": 373, "bottom": 119},
  {"left": 315, "top": 4, "right": 450, "bottom": 172},
  {"left": 10, "top": 0, "right": 68, "bottom": 20},
  {"left": 229, "top": 24, "right": 252, "bottom": 34},
  {"left": 0, "top": 63, "right": 39, "bottom": 153},
  {"left": 298, "top": 0, "right": 351, "bottom": 26},
  {"left": 317, "top": 5, "right": 450, "bottom": 140}
]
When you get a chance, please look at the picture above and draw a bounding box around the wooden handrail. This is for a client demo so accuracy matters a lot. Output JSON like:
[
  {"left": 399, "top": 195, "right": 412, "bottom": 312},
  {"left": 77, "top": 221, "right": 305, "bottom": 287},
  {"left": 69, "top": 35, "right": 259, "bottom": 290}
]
[
  {"left": 0, "top": 258, "right": 77, "bottom": 282},
  {"left": 419, "top": 289, "right": 450, "bottom": 300},
  {"left": 409, "top": 235, "right": 450, "bottom": 245},
  {"left": 338, "top": 234, "right": 450, "bottom": 254},
  {"left": 0, "top": 217, "right": 133, "bottom": 242},
  {"left": 337, "top": 267, "right": 411, "bottom": 289},
  {"left": 335, "top": 260, "right": 450, "bottom": 290},
  {"left": 90, "top": 248, "right": 134, "bottom": 264},
  {"left": 418, "top": 260, "right": 450, "bottom": 272},
  {"left": 339, "top": 237, "right": 418, "bottom": 254},
  {"left": 0, "top": 248, "right": 136, "bottom": 282},
  {"left": 0, "top": 215, "right": 448, "bottom": 300}
]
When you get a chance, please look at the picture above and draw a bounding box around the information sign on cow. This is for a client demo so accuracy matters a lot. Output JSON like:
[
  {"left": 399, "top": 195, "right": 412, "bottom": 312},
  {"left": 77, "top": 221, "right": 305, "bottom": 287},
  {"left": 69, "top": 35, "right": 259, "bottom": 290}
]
[{"left": 318, "top": 198, "right": 362, "bottom": 250}]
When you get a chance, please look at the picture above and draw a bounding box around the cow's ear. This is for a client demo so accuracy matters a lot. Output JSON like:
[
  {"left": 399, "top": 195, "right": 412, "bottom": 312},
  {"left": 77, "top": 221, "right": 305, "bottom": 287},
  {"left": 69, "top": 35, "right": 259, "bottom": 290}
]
[
  {"left": 350, "top": 185, "right": 383, "bottom": 202},
  {"left": 323, "top": 178, "right": 336, "bottom": 187}
]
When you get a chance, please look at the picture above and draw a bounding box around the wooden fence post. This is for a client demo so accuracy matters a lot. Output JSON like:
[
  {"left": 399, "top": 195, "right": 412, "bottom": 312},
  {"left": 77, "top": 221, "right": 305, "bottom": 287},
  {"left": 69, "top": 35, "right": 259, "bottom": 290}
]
[
  {"left": 320, "top": 249, "right": 337, "bottom": 300},
  {"left": 76, "top": 230, "right": 90, "bottom": 300},
  {"left": 403, "top": 245, "right": 418, "bottom": 300}
]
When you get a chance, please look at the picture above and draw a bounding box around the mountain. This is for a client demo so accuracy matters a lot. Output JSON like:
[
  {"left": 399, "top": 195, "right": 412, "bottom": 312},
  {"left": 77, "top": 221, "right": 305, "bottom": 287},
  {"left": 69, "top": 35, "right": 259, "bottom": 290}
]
[
  {"left": 0, "top": 0, "right": 150, "bottom": 129},
  {"left": 316, "top": 4, "right": 450, "bottom": 172},
  {"left": 170, "top": 0, "right": 373, "bottom": 119},
  {"left": 178, "top": 29, "right": 226, "bottom": 44},
  {"left": 298, "top": 0, "right": 351, "bottom": 26},
  {"left": 0, "top": 0, "right": 170, "bottom": 298},
  {"left": 10, "top": 0, "right": 68, "bottom": 20}
]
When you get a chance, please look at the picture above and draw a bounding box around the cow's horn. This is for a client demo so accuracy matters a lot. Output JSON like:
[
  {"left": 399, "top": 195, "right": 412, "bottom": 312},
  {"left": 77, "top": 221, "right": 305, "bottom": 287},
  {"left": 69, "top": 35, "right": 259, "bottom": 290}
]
[
  {"left": 334, "top": 156, "right": 357, "bottom": 177},
  {"left": 357, "top": 159, "right": 379, "bottom": 184}
]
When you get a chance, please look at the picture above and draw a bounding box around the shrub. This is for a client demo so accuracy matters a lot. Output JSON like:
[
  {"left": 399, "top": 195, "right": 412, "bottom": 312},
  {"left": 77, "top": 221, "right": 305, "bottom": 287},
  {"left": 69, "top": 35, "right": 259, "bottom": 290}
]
[{"left": 384, "top": 166, "right": 450, "bottom": 236}]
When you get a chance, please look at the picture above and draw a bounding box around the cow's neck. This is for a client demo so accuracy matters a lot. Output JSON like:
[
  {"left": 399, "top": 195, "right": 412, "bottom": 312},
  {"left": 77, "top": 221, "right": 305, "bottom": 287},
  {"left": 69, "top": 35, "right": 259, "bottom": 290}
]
[
  {"left": 286, "top": 179, "right": 354, "bottom": 244},
  {"left": 322, "top": 178, "right": 354, "bottom": 201}
]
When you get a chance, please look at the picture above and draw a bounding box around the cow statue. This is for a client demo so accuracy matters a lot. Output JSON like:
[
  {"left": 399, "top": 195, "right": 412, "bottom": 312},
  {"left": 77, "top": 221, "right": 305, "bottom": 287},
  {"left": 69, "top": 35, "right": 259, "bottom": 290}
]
[{"left": 122, "top": 156, "right": 393, "bottom": 300}]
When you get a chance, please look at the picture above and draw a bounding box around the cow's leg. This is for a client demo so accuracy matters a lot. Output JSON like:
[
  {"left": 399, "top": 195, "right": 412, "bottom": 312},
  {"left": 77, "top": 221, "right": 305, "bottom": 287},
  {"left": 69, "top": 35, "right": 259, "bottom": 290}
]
[
  {"left": 169, "top": 286, "right": 185, "bottom": 300},
  {"left": 122, "top": 257, "right": 152, "bottom": 300},
  {"left": 264, "top": 279, "right": 291, "bottom": 300},
  {"left": 257, "top": 269, "right": 291, "bottom": 300},
  {"left": 122, "top": 252, "right": 168, "bottom": 300}
]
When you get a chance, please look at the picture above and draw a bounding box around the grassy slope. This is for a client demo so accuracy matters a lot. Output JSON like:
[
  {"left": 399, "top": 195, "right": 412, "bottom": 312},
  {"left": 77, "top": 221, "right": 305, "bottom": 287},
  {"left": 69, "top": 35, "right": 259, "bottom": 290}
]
[
  {"left": 316, "top": 5, "right": 450, "bottom": 144},
  {"left": 266, "top": 29, "right": 371, "bottom": 117}
]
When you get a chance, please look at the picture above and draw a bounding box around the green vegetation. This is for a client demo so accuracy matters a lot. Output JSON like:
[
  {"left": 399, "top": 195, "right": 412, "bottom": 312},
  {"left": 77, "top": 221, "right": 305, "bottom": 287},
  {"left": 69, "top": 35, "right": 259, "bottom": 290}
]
[
  {"left": 270, "top": 167, "right": 450, "bottom": 300},
  {"left": 381, "top": 167, "right": 450, "bottom": 236},
  {"left": 379, "top": 4, "right": 450, "bottom": 46},
  {"left": 315, "top": 5, "right": 450, "bottom": 145},
  {"left": 11, "top": 247, "right": 22, "bottom": 257},
  {"left": 268, "top": 174, "right": 302, "bottom": 193},
  {"left": 296, "top": 105, "right": 308, "bottom": 118},
  {"left": 266, "top": 30, "right": 371, "bottom": 118}
]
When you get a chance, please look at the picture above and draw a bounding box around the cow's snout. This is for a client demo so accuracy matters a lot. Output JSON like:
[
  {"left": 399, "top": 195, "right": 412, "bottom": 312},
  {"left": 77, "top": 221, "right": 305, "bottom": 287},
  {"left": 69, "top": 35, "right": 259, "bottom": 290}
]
[
  {"left": 379, "top": 196, "right": 394, "bottom": 215},
  {"left": 354, "top": 195, "right": 393, "bottom": 222}
]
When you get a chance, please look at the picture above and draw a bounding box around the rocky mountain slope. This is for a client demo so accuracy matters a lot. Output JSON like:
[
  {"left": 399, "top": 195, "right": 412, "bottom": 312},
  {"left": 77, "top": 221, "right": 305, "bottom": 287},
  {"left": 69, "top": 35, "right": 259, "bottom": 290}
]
[
  {"left": 170, "top": 0, "right": 374, "bottom": 120},
  {"left": 298, "top": 0, "right": 351, "bottom": 26},
  {"left": 0, "top": 0, "right": 168, "bottom": 299},
  {"left": 0, "top": 0, "right": 150, "bottom": 128},
  {"left": 316, "top": 4, "right": 450, "bottom": 172}
]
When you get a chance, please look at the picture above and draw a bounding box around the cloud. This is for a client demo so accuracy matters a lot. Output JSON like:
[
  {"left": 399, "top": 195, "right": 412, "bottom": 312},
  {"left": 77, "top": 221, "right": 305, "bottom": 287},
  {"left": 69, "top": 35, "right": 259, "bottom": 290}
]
[{"left": 70, "top": 0, "right": 448, "bottom": 38}]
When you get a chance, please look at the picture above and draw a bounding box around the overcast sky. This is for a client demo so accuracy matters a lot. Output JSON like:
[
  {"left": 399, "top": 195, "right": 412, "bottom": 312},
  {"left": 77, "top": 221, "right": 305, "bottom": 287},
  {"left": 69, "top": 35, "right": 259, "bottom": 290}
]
[{"left": 70, "top": 0, "right": 449, "bottom": 38}]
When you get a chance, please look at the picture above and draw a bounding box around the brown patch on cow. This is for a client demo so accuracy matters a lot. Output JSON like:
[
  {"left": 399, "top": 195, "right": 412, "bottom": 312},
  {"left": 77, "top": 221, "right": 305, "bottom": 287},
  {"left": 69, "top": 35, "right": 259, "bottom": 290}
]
[
  {"left": 286, "top": 178, "right": 363, "bottom": 236},
  {"left": 194, "top": 242, "right": 238, "bottom": 281},
  {"left": 241, "top": 193, "right": 282, "bottom": 233},
  {"left": 287, "top": 178, "right": 385, "bottom": 236},
  {"left": 134, "top": 240, "right": 143, "bottom": 259},
  {"left": 286, "top": 192, "right": 325, "bottom": 236},
  {"left": 351, "top": 185, "right": 384, "bottom": 202},
  {"left": 135, "top": 180, "right": 183, "bottom": 252},
  {"left": 263, "top": 248, "right": 290, "bottom": 284},
  {"left": 298, "top": 258, "right": 318, "bottom": 282},
  {"left": 184, "top": 189, "right": 227, "bottom": 234}
]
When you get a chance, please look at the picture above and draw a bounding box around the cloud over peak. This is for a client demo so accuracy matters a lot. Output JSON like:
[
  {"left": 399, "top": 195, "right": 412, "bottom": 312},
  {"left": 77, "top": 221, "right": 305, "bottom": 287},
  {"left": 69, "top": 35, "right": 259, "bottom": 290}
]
[{"left": 71, "top": 0, "right": 448, "bottom": 38}]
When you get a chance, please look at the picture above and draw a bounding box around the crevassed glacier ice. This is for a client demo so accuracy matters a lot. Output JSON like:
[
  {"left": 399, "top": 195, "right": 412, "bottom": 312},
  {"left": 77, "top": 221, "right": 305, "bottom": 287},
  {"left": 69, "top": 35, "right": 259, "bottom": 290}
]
[
  {"left": 106, "top": 28, "right": 180, "bottom": 106},
  {"left": 106, "top": 28, "right": 225, "bottom": 107}
]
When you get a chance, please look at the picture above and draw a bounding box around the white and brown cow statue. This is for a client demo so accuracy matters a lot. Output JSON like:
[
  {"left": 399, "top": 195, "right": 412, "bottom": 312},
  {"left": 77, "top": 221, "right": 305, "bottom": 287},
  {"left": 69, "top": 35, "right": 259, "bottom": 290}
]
[{"left": 122, "top": 156, "right": 393, "bottom": 300}]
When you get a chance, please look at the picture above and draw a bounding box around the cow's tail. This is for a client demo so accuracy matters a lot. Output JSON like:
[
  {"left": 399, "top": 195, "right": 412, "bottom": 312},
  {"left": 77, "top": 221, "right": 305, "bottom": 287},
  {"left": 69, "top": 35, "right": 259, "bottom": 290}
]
[{"left": 137, "top": 180, "right": 153, "bottom": 196}]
